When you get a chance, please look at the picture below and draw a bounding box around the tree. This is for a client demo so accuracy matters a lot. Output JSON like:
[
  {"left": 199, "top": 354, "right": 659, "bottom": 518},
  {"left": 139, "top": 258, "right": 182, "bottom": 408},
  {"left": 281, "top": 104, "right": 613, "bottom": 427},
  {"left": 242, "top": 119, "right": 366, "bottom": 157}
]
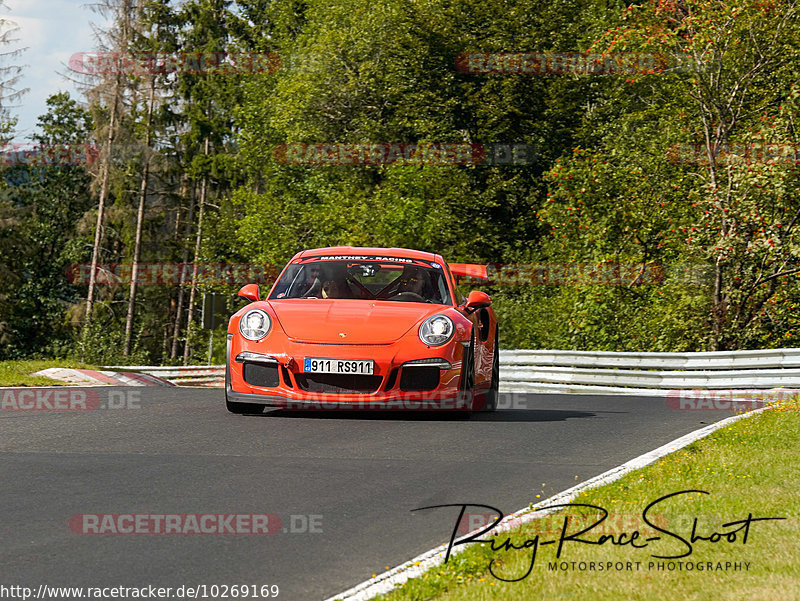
[
  {"left": 0, "top": 0, "right": 25, "bottom": 142},
  {"left": 540, "top": 0, "right": 800, "bottom": 350},
  {"left": 175, "top": 0, "right": 243, "bottom": 364},
  {"left": 0, "top": 93, "right": 93, "bottom": 358},
  {"left": 83, "top": 0, "right": 134, "bottom": 329},
  {"left": 123, "top": 0, "right": 177, "bottom": 356},
  {"left": 0, "top": 0, "right": 27, "bottom": 352},
  {"left": 233, "top": 0, "right": 607, "bottom": 269}
]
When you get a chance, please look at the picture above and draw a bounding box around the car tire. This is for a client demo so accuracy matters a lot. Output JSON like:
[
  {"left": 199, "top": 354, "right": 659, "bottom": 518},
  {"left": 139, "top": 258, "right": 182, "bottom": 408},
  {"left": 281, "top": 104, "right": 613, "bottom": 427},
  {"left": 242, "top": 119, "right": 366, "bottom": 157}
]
[
  {"left": 457, "top": 330, "right": 476, "bottom": 418},
  {"left": 482, "top": 327, "right": 499, "bottom": 412}
]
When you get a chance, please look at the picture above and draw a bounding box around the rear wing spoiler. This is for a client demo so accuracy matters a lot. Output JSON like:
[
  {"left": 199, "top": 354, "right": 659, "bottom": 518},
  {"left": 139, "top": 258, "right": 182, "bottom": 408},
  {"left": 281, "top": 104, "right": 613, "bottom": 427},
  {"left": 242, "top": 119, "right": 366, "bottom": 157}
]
[{"left": 448, "top": 263, "right": 489, "bottom": 280}]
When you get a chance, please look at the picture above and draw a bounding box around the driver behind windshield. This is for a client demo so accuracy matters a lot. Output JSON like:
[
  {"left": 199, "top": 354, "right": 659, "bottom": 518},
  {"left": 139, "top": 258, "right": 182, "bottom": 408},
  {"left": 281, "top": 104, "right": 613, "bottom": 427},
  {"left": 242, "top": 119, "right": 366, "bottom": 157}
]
[
  {"left": 321, "top": 263, "right": 352, "bottom": 298},
  {"left": 395, "top": 266, "right": 433, "bottom": 299}
]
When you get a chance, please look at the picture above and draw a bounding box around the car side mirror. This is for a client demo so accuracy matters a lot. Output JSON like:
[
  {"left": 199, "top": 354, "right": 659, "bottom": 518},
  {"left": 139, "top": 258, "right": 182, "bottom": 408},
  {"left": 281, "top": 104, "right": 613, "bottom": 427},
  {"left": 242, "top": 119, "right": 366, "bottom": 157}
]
[
  {"left": 238, "top": 283, "right": 261, "bottom": 302},
  {"left": 464, "top": 290, "right": 491, "bottom": 311}
]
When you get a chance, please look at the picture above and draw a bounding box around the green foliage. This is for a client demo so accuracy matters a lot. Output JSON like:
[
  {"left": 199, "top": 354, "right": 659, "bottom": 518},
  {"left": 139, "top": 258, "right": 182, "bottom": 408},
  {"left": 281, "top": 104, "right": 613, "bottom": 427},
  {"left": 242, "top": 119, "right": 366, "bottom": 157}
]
[
  {"left": 0, "top": 93, "right": 94, "bottom": 359},
  {"left": 537, "top": 0, "right": 800, "bottom": 350},
  {"left": 4, "top": 0, "right": 800, "bottom": 362}
]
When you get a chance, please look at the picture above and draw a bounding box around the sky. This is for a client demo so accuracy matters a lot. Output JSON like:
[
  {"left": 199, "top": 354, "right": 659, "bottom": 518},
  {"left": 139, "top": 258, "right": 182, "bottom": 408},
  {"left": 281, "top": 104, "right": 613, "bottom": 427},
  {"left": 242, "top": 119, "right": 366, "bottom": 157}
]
[{"left": 4, "top": 0, "right": 107, "bottom": 143}]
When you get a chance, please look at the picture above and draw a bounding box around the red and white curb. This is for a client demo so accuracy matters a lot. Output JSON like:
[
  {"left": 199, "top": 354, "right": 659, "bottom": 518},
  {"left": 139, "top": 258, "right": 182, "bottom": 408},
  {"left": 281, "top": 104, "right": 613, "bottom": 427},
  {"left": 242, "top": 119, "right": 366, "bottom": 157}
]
[
  {"left": 323, "top": 405, "right": 773, "bottom": 601},
  {"left": 32, "top": 368, "right": 174, "bottom": 387},
  {"left": 103, "top": 365, "right": 225, "bottom": 387}
]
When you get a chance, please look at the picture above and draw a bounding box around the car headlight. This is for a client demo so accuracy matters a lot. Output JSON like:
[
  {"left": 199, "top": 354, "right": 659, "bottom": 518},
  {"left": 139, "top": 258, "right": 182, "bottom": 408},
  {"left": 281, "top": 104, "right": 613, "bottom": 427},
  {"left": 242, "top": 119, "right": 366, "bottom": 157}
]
[
  {"left": 239, "top": 309, "right": 271, "bottom": 341},
  {"left": 418, "top": 314, "right": 454, "bottom": 346}
]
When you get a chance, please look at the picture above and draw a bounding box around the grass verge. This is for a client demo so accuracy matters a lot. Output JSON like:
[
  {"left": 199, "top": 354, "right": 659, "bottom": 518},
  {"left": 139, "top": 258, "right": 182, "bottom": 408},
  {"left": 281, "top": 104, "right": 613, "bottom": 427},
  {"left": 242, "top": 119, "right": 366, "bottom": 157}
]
[
  {"left": 0, "top": 359, "right": 100, "bottom": 387},
  {"left": 371, "top": 399, "right": 800, "bottom": 601}
]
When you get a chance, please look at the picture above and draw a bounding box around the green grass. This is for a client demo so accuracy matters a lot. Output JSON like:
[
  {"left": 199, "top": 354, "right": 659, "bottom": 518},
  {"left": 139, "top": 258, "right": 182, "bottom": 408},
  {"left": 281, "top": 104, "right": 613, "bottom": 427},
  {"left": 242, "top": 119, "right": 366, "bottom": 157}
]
[
  {"left": 0, "top": 359, "right": 100, "bottom": 387},
  {"left": 371, "top": 399, "right": 800, "bottom": 601}
]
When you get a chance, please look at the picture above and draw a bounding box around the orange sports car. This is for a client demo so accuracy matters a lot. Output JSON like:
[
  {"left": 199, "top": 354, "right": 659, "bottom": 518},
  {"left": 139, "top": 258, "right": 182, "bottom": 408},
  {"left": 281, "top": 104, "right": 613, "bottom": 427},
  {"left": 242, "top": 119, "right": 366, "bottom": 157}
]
[{"left": 225, "top": 246, "right": 498, "bottom": 414}]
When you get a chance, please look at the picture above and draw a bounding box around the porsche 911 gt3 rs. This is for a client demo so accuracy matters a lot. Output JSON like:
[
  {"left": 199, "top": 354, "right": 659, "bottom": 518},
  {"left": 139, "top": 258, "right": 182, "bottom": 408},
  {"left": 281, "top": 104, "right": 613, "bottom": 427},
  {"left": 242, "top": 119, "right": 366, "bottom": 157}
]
[{"left": 225, "top": 246, "right": 498, "bottom": 414}]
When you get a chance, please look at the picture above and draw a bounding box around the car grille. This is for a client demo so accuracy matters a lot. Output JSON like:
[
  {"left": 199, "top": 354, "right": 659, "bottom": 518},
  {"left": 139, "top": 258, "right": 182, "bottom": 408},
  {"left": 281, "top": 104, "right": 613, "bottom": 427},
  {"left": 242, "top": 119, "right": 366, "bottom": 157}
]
[
  {"left": 399, "top": 366, "right": 440, "bottom": 392},
  {"left": 243, "top": 362, "right": 280, "bottom": 388},
  {"left": 295, "top": 373, "right": 382, "bottom": 394}
]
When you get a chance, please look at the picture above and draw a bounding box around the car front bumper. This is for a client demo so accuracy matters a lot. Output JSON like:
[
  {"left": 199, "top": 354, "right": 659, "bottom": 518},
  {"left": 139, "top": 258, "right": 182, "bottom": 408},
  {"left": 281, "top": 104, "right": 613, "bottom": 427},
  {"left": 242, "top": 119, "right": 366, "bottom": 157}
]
[{"left": 226, "top": 334, "right": 474, "bottom": 410}]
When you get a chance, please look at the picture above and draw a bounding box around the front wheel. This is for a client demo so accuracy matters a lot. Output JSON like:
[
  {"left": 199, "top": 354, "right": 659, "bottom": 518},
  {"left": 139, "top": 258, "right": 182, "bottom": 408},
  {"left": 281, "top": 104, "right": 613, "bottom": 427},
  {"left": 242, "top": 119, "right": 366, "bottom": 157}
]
[
  {"left": 457, "top": 331, "right": 476, "bottom": 417},
  {"left": 482, "top": 327, "right": 499, "bottom": 412}
]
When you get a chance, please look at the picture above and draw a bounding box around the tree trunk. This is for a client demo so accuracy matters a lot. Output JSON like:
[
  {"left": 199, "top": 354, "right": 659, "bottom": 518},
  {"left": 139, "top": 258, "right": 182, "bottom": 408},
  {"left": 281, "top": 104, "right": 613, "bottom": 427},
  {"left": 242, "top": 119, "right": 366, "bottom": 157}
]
[
  {"left": 123, "top": 76, "right": 156, "bottom": 356},
  {"left": 182, "top": 138, "right": 209, "bottom": 365},
  {"left": 170, "top": 174, "right": 193, "bottom": 360},
  {"left": 85, "top": 66, "right": 122, "bottom": 324}
]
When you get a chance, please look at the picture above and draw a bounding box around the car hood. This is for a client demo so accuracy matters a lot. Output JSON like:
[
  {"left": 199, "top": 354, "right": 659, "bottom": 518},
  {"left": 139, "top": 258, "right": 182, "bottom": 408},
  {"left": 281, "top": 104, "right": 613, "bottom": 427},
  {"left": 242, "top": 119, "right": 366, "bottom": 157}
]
[{"left": 267, "top": 300, "right": 446, "bottom": 344}]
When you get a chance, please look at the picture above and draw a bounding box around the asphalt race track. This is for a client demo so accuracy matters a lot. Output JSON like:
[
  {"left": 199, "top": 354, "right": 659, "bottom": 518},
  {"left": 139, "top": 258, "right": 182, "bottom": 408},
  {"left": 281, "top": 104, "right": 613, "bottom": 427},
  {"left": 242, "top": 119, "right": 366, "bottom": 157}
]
[{"left": 0, "top": 387, "right": 748, "bottom": 600}]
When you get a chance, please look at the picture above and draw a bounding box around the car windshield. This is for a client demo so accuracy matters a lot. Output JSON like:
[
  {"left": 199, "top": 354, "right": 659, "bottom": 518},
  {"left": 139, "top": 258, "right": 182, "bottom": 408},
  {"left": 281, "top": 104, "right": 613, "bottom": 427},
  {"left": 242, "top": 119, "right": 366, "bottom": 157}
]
[{"left": 269, "top": 257, "right": 451, "bottom": 304}]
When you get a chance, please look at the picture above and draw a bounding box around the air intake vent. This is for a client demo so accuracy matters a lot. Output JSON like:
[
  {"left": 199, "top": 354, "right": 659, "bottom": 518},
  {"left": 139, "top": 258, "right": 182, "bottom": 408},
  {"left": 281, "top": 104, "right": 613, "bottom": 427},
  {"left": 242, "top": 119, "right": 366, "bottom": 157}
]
[
  {"left": 243, "top": 363, "right": 280, "bottom": 388},
  {"left": 295, "top": 373, "right": 381, "bottom": 394},
  {"left": 399, "top": 366, "right": 440, "bottom": 392}
]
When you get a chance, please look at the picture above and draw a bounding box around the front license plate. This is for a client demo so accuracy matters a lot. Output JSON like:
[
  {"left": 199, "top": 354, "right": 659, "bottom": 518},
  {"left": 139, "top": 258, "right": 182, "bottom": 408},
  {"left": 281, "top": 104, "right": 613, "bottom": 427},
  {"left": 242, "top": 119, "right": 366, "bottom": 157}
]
[{"left": 303, "top": 358, "right": 374, "bottom": 375}]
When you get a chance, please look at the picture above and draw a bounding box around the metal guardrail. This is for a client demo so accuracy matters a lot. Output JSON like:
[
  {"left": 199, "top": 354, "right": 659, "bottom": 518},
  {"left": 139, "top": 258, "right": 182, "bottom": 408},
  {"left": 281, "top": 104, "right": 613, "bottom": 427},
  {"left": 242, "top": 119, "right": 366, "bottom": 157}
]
[
  {"left": 500, "top": 348, "right": 800, "bottom": 370},
  {"left": 108, "top": 348, "right": 800, "bottom": 394},
  {"left": 500, "top": 348, "right": 800, "bottom": 395}
]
